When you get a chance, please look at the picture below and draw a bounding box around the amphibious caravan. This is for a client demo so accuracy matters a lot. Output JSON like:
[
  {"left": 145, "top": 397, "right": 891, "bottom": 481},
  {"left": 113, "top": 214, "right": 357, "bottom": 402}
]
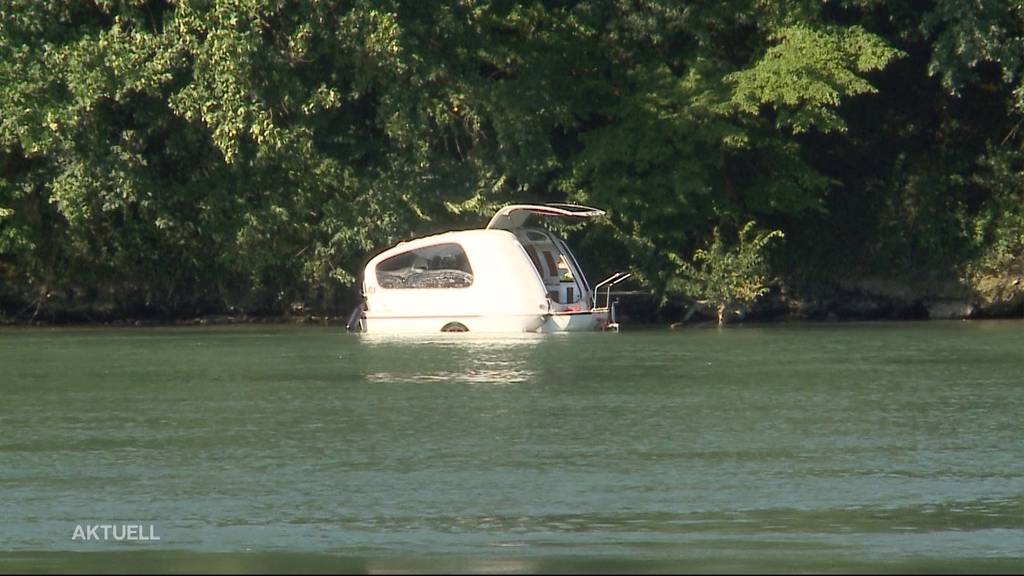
[{"left": 350, "top": 204, "right": 629, "bottom": 333}]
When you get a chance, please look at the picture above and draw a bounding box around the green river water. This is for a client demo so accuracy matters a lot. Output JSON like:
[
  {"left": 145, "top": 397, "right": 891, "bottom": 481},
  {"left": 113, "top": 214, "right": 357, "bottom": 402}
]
[{"left": 0, "top": 321, "right": 1021, "bottom": 573}]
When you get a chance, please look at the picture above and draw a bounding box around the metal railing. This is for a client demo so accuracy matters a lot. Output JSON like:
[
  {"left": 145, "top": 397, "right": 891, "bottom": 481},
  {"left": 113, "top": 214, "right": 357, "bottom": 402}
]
[{"left": 591, "top": 272, "right": 632, "bottom": 311}]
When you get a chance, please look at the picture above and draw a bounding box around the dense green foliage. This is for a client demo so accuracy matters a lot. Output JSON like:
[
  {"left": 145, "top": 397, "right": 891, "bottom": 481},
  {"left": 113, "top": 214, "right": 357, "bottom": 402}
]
[
  {"left": 1, "top": 0, "right": 1022, "bottom": 320},
  {"left": 669, "top": 221, "right": 784, "bottom": 325}
]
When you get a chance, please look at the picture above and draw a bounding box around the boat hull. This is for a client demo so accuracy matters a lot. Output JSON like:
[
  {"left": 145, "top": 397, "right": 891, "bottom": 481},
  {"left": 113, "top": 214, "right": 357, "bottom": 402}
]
[
  {"left": 540, "top": 310, "right": 608, "bottom": 333},
  {"left": 362, "top": 310, "right": 609, "bottom": 333},
  {"left": 363, "top": 313, "right": 546, "bottom": 334}
]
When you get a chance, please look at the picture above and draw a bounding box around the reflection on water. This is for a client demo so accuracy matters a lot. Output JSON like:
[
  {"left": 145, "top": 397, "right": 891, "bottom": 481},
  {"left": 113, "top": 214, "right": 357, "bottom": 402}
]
[
  {"left": 358, "top": 332, "right": 545, "bottom": 385},
  {"left": 364, "top": 368, "right": 533, "bottom": 385}
]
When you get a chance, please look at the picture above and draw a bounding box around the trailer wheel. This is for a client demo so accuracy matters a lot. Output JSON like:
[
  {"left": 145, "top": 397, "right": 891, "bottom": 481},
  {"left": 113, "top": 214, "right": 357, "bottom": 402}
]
[{"left": 441, "top": 322, "right": 469, "bottom": 332}]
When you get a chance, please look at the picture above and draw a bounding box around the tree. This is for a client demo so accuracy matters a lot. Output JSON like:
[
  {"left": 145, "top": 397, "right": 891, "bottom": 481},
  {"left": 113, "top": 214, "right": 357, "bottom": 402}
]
[
  {"left": 668, "top": 222, "right": 784, "bottom": 325},
  {"left": 2, "top": 0, "right": 1023, "bottom": 322}
]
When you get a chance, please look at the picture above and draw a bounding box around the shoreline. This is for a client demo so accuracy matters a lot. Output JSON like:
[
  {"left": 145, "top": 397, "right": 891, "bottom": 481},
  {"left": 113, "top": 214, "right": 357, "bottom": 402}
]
[
  {"left": 2, "top": 289, "right": 1021, "bottom": 329},
  {"left": 1, "top": 313, "right": 1021, "bottom": 329},
  {"left": 0, "top": 313, "right": 352, "bottom": 328}
]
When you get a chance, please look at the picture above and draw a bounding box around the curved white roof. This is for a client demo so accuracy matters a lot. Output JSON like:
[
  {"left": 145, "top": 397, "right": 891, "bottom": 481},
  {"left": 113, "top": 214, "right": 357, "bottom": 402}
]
[
  {"left": 486, "top": 203, "right": 605, "bottom": 231},
  {"left": 365, "top": 229, "right": 513, "bottom": 270}
]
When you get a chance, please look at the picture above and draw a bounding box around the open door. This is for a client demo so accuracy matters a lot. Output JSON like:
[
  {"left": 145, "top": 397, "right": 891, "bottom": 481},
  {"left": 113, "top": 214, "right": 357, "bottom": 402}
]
[
  {"left": 486, "top": 203, "right": 606, "bottom": 313},
  {"left": 486, "top": 203, "right": 605, "bottom": 231}
]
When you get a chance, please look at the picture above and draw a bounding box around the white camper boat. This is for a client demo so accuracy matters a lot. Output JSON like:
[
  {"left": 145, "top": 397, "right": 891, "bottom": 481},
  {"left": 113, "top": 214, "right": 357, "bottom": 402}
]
[{"left": 352, "top": 203, "right": 630, "bottom": 333}]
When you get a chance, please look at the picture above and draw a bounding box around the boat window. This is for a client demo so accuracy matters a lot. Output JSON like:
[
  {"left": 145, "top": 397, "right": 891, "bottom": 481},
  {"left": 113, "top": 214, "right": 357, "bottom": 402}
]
[
  {"left": 557, "top": 239, "right": 590, "bottom": 293},
  {"left": 375, "top": 243, "right": 474, "bottom": 289},
  {"left": 542, "top": 251, "right": 559, "bottom": 277},
  {"left": 524, "top": 245, "right": 543, "bottom": 276}
]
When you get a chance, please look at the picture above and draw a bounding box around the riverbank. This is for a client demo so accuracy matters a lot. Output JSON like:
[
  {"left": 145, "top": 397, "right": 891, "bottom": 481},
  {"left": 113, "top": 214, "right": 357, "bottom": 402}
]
[
  {"left": 2, "top": 272, "right": 1021, "bottom": 327},
  {"left": 1, "top": 299, "right": 1020, "bottom": 329},
  {"left": 0, "top": 312, "right": 351, "bottom": 328},
  {"left": 652, "top": 273, "right": 1024, "bottom": 325}
]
